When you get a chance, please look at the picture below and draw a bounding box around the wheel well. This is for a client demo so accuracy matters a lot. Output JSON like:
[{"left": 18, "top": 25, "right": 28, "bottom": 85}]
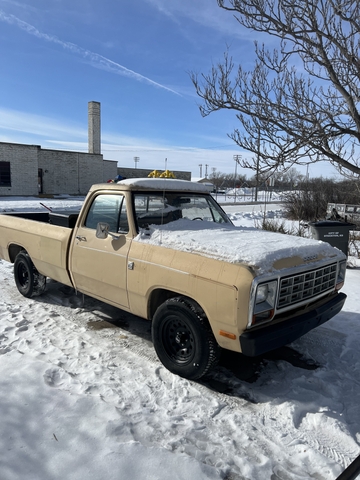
[
  {"left": 8, "top": 244, "right": 26, "bottom": 263},
  {"left": 148, "top": 289, "right": 205, "bottom": 320},
  {"left": 148, "top": 289, "right": 177, "bottom": 319}
]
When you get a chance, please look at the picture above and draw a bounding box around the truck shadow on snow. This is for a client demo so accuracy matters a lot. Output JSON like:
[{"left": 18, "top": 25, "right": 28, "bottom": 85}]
[
  {"left": 200, "top": 347, "right": 319, "bottom": 402},
  {"left": 38, "top": 280, "right": 321, "bottom": 402}
]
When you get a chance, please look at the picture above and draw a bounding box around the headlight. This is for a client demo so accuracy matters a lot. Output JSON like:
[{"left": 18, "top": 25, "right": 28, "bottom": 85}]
[
  {"left": 256, "top": 284, "right": 272, "bottom": 304},
  {"left": 255, "top": 281, "right": 277, "bottom": 307},
  {"left": 336, "top": 261, "right": 346, "bottom": 290},
  {"left": 252, "top": 280, "right": 278, "bottom": 326}
]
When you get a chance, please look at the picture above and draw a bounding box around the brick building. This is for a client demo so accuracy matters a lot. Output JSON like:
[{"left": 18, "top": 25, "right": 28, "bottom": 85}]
[{"left": 0, "top": 141, "right": 117, "bottom": 196}]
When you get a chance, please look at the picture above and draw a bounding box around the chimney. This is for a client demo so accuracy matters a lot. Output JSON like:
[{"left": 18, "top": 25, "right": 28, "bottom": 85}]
[{"left": 88, "top": 101, "right": 101, "bottom": 154}]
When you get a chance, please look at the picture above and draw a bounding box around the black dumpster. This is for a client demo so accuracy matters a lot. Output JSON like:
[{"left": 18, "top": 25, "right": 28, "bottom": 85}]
[{"left": 309, "top": 221, "right": 355, "bottom": 257}]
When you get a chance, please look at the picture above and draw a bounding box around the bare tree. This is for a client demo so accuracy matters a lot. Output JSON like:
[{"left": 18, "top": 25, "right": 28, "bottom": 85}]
[
  {"left": 208, "top": 169, "right": 225, "bottom": 190},
  {"left": 209, "top": 169, "right": 247, "bottom": 190},
  {"left": 191, "top": 0, "right": 360, "bottom": 177},
  {"left": 279, "top": 167, "right": 304, "bottom": 188}
]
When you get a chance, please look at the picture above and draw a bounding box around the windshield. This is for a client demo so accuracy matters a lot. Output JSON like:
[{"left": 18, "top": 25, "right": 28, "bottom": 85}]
[{"left": 133, "top": 192, "right": 232, "bottom": 229}]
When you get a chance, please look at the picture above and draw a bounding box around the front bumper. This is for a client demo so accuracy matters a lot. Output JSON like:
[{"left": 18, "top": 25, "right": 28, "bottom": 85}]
[{"left": 240, "top": 292, "right": 347, "bottom": 357}]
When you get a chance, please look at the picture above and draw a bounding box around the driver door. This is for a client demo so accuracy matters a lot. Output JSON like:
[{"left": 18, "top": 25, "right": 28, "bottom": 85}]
[{"left": 69, "top": 193, "right": 131, "bottom": 308}]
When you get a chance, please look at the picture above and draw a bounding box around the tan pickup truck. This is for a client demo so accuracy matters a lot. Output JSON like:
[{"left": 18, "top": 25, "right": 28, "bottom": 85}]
[{"left": 0, "top": 178, "right": 347, "bottom": 379}]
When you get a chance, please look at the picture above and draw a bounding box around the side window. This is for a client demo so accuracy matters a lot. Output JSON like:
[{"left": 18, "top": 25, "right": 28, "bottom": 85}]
[
  {"left": 134, "top": 194, "right": 168, "bottom": 228},
  {"left": 85, "top": 194, "right": 128, "bottom": 233}
]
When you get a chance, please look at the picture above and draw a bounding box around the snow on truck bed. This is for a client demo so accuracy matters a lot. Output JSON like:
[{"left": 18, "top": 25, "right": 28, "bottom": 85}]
[{"left": 135, "top": 219, "right": 345, "bottom": 274}]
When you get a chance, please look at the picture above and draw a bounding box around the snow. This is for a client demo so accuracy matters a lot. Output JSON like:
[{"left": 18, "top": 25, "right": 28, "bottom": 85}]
[
  {"left": 1, "top": 196, "right": 360, "bottom": 480},
  {"left": 117, "top": 177, "right": 210, "bottom": 192},
  {"left": 135, "top": 219, "right": 345, "bottom": 274}
]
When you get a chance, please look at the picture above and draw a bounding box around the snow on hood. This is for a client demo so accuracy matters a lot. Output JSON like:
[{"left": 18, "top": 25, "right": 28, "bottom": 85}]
[{"left": 135, "top": 219, "right": 345, "bottom": 274}]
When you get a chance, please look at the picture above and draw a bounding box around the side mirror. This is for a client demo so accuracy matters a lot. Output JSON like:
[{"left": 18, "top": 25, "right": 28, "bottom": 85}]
[{"left": 96, "top": 222, "right": 109, "bottom": 239}]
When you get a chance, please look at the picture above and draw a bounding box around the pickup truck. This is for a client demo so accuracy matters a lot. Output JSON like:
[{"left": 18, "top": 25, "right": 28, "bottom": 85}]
[{"left": 0, "top": 178, "right": 347, "bottom": 379}]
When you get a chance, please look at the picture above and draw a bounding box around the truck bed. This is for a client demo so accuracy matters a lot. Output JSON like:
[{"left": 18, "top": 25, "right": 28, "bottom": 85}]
[{"left": 1, "top": 211, "right": 80, "bottom": 228}]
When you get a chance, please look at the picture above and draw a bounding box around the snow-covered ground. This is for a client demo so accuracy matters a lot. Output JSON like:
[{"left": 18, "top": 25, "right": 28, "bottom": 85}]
[{"left": 0, "top": 196, "right": 359, "bottom": 480}]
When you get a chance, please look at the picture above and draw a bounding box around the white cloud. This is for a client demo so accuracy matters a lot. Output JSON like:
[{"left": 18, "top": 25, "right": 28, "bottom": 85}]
[
  {"left": 101, "top": 142, "right": 248, "bottom": 177},
  {"left": 0, "top": 107, "right": 336, "bottom": 179},
  {"left": 0, "top": 107, "right": 86, "bottom": 139},
  {"left": 0, "top": 107, "right": 245, "bottom": 176}
]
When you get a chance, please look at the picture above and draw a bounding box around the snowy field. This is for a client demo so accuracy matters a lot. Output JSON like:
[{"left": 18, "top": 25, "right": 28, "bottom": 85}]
[{"left": 0, "top": 195, "right": 360, "bottom": 480}]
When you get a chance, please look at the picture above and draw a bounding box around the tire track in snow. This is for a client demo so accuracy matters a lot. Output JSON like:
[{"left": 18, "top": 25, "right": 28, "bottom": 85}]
[{"left": 245, "top": 327, "right": 360, "bottom": 471}]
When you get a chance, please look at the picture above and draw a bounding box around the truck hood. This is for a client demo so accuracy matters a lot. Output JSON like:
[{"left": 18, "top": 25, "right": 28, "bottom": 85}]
[{"left": 135, "top": 219, "right": 345, "bottom": 274}]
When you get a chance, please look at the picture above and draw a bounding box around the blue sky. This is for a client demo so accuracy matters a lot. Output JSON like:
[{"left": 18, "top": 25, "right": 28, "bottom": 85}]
[{"left": 0, "top": 0, "right": 338, "bottom": 179}]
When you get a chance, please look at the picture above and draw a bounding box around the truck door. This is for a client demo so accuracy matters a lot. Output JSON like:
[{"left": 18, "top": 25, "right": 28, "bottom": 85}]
[{"left": 69, "top": 193, "right": 131, "bottom": 308}]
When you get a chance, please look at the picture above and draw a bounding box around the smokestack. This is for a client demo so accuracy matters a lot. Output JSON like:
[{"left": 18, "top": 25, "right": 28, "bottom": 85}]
[{"left": 88, "top": 101, "right": 101, "bottom": 154}]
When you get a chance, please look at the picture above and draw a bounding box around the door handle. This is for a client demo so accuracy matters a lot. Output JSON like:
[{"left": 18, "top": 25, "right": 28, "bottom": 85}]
[{"left": 75, "top": 235, "right": 87, "bottom": 242}]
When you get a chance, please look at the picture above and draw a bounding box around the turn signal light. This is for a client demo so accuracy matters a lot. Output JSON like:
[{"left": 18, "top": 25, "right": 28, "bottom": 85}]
[{"left": 219, "top": 330, "right": 237, "bottom": 340}]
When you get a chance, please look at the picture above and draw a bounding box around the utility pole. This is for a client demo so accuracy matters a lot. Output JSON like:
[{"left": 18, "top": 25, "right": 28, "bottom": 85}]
[
  {"left": 205, "top": 164, "right": 209, "bottom": 178},
  {"left": 134, "top": 156, "right": 140, "bottom": 169},
  {"left": 233, "top": 155, "right": 242, "bottom": 203},
  {"left": 255, "top": 129, "right": 260, "bottom": 202},
  {"left": 199, "top": 164, "right": 203, "bottom": 177}
]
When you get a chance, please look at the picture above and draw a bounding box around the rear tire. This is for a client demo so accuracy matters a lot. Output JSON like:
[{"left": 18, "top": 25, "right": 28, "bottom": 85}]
[
  {"left": 152, "top": 296, "right": 221, "bottom": 380},
  {"left": 14, "top": 252, "right": 46, "bottom": 298}
]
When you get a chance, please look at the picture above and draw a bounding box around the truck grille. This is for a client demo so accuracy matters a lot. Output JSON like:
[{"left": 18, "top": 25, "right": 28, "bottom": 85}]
[{"left": 277, "top": 263, "right": 337, "bottom": 310}]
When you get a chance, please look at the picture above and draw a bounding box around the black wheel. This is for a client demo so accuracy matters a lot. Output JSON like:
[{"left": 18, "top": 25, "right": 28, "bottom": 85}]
[
  {"left": 14, "top": 252, "right": 46, "bottom": 298},
  {"left": 152, "top": 297, "right": 221, "bottom": 380}
]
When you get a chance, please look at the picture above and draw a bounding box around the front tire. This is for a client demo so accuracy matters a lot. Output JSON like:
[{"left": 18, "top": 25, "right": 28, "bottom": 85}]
[
  {"left": 152, "top": 297, "right": 221, "bottom": 380},
  {"left": 14, "top": 252, "right": 46, "bottom": 298}
]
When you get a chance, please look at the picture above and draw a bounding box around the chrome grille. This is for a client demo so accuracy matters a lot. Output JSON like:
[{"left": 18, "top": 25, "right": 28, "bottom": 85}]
[{"left": 277, "top": 263, "right": 337, "bottom": 310}]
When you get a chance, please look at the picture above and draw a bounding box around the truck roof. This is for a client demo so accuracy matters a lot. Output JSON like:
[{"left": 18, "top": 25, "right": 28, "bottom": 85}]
[{"left": 90, "top": 178, "right": 211, "bottom": 193}]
